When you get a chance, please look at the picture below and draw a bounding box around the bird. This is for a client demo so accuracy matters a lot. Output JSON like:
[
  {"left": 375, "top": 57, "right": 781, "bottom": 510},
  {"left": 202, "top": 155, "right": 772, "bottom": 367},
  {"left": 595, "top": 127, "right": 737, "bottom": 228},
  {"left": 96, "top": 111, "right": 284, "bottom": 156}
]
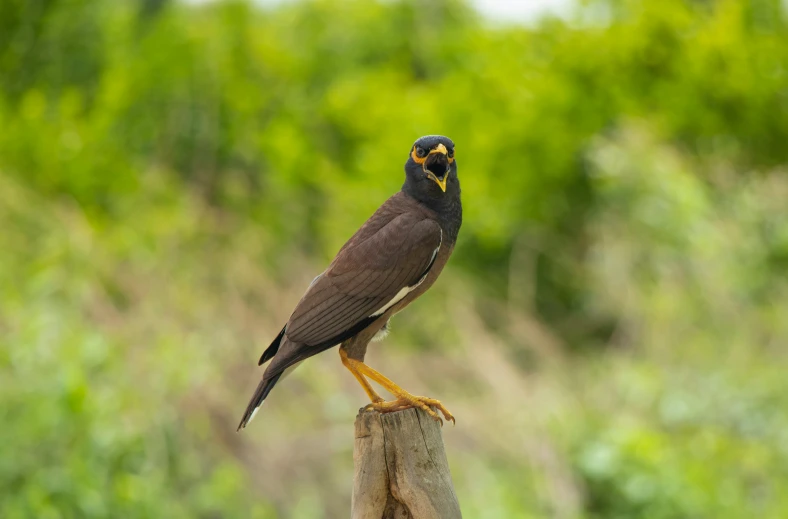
[{"left": 238, "top": 135, "right": 462, "bottom": 430}]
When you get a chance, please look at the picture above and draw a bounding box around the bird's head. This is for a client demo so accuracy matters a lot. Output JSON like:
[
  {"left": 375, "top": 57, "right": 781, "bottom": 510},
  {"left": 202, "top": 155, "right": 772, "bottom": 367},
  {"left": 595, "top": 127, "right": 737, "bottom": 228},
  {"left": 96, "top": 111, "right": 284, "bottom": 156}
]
[{"left": 403, "top": 135, "right": 457, "bottom": 198}]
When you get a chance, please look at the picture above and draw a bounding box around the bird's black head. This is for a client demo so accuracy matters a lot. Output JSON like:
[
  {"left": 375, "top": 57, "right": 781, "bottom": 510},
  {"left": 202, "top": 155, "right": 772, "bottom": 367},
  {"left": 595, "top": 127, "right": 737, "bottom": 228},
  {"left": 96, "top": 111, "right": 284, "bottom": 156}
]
[{"left": 403, "top": 135, "right": 458, "bottom": 202}]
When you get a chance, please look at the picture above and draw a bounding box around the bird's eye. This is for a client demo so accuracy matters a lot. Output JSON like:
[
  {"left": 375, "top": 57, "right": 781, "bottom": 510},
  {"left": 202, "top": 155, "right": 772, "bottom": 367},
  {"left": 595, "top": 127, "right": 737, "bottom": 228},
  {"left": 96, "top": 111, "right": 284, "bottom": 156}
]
[
  {"left": 448, "top": 148, "right": 455, "bottom": 158},
  {"left": 415, "top": 147, "right": 427, "bottom": 158}
]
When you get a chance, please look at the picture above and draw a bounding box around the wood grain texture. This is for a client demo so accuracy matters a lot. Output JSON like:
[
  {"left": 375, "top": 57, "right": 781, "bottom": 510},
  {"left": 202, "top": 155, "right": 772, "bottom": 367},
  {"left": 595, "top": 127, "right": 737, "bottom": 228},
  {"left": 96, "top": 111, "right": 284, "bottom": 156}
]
[{"left": 352, "top": 408, "right": 462, "bottom": 519}]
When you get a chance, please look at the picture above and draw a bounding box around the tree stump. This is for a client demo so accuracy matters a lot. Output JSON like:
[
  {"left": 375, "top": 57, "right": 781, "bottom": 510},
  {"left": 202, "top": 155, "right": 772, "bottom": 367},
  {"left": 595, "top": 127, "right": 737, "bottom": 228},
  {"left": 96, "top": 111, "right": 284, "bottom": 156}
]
[{"left": 352, "top": 407, "right": 462, "bottom": 518}]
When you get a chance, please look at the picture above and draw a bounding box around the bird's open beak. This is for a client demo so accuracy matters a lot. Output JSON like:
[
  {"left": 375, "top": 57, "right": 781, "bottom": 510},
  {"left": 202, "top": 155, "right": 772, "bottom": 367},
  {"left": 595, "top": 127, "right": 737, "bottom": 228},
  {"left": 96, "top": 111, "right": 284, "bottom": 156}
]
[{"left": 423, "top": 143, "right": 450, "bottom": 192}]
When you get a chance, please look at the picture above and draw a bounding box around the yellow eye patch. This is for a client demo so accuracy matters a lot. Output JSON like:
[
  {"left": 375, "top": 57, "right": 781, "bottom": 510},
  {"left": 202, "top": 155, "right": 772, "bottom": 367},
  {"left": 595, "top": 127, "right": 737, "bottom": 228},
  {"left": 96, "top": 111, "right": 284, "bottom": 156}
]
[
  {"left": 411, "top": 145, "right": 454, "bottom": 164},
  {"left": 411, "top": 147, "right": 427, "bottom": 164}
]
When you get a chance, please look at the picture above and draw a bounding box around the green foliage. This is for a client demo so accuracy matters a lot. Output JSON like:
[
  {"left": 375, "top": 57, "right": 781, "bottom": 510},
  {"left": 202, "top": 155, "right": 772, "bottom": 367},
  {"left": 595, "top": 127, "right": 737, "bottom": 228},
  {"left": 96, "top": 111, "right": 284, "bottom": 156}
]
[
  {"left": 2, "top": 0, "right": 786, "bottom": 309},
  {"left": 0, "top": 178, "right": 275, "bottom": 518},
  {"left": 1, "top": 0, "right": 787, "bottom": 517},
  {"left": 572, "top": 127, "right": 788, "bottom": 519}
]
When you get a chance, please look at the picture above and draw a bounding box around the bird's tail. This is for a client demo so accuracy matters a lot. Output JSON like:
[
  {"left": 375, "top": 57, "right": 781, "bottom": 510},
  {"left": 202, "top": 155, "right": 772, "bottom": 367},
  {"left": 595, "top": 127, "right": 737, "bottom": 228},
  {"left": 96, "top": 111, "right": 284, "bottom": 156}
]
[{"left": 237, "top": 372, "right": 282, "bottom": 431}]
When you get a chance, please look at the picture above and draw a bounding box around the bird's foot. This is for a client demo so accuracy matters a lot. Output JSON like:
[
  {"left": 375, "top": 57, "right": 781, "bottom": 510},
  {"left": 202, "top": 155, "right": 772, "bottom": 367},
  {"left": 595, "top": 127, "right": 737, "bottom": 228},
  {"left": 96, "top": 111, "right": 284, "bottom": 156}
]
[{"left": 364, "top": 394, "right": 455, "bottom": 426}]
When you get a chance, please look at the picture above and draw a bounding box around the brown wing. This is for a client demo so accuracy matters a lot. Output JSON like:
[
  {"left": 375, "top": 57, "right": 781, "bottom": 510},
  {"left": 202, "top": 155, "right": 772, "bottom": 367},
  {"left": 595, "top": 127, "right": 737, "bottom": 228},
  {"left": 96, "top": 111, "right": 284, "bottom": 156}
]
[
  {"left": 239, "top": 202, "right": 441, "bottom": 430},
  {"left": 285, "top": 212, "right": 441, "bottom": 347}
]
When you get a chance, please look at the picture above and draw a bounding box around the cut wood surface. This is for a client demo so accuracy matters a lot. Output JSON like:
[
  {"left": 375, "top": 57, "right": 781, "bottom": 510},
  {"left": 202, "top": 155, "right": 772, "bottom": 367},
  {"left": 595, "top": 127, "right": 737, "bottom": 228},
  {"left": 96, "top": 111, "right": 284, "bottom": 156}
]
[{"left": 352, "top": 407, "right": 462, "bottom": 519}]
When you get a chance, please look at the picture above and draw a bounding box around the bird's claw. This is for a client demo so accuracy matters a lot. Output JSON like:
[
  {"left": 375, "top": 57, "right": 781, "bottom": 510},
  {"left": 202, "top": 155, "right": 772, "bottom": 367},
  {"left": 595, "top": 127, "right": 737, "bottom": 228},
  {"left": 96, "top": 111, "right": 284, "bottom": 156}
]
[{"left": 364, "top": 395, "right": 455, "bottom": 426}]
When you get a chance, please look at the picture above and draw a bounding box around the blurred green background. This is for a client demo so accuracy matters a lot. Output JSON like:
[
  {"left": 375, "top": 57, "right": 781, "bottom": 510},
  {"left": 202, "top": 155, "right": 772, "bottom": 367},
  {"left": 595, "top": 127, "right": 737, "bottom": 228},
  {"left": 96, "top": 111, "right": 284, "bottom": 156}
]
[{"left": 2, "top": 0, "right": 788, "bottom": 517}]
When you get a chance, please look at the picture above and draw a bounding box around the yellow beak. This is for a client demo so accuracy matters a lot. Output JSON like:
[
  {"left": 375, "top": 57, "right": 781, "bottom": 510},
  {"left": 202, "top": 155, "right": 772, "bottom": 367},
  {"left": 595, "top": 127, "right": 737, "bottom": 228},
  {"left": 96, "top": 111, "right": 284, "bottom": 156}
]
[
  {"left": 432, "top": 143, "right": 448, "bottom": 156},
  {"left": 424, "top": 143, "right": 449, "bottom": 192}
]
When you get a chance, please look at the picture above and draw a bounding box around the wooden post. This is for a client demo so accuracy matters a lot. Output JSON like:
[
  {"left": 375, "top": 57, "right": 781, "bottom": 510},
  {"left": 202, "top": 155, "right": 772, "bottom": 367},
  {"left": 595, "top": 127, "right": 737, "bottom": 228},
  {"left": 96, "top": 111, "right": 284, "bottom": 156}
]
[{"left": 352, "top": 408, "right": 462, "bottom": 519}]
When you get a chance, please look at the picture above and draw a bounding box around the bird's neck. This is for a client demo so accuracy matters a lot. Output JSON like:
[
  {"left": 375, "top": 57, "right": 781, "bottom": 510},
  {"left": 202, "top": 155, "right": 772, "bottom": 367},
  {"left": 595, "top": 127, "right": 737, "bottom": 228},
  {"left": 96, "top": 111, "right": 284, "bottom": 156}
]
[
  {"left": 439, "top": 195, "right": 462, "bottom": 242},
  {"left": 402, "top": 188, "right": 462, "bottom": 243}
]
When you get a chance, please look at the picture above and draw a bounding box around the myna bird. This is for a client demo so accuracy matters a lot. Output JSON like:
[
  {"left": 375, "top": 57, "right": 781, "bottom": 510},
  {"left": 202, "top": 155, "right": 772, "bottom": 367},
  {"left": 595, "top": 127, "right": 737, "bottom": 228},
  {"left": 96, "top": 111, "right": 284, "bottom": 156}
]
[{"left": 238, "top": 135, "right": 461, "bottom": 429}]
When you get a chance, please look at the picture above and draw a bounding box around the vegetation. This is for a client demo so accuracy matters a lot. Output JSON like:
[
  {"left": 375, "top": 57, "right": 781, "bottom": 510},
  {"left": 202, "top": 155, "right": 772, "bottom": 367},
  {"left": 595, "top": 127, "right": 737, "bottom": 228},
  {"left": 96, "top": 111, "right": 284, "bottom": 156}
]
[{"left": 1, "top": 0, "right": 787, "bottom": 517}]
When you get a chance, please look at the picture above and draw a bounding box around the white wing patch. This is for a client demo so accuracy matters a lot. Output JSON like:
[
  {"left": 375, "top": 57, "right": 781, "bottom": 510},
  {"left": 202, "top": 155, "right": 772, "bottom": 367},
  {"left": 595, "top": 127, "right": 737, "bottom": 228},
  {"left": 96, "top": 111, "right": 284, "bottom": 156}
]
[
  {"left": 370, "top": 230, "right": 442, "bottom": 318},
  {"left": 371, "top": 285, "right": 415, "bottom": 317}
]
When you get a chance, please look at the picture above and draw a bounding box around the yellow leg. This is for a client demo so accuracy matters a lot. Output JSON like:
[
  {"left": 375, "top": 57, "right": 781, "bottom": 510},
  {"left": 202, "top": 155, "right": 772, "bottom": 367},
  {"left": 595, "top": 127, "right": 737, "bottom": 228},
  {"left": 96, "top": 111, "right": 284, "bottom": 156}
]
[
  {"left": 339, "top": 348, "right": 384, "bottom": 403},
  {"left": 339, "top": 348, "right": 454, "bottom": 425}
]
